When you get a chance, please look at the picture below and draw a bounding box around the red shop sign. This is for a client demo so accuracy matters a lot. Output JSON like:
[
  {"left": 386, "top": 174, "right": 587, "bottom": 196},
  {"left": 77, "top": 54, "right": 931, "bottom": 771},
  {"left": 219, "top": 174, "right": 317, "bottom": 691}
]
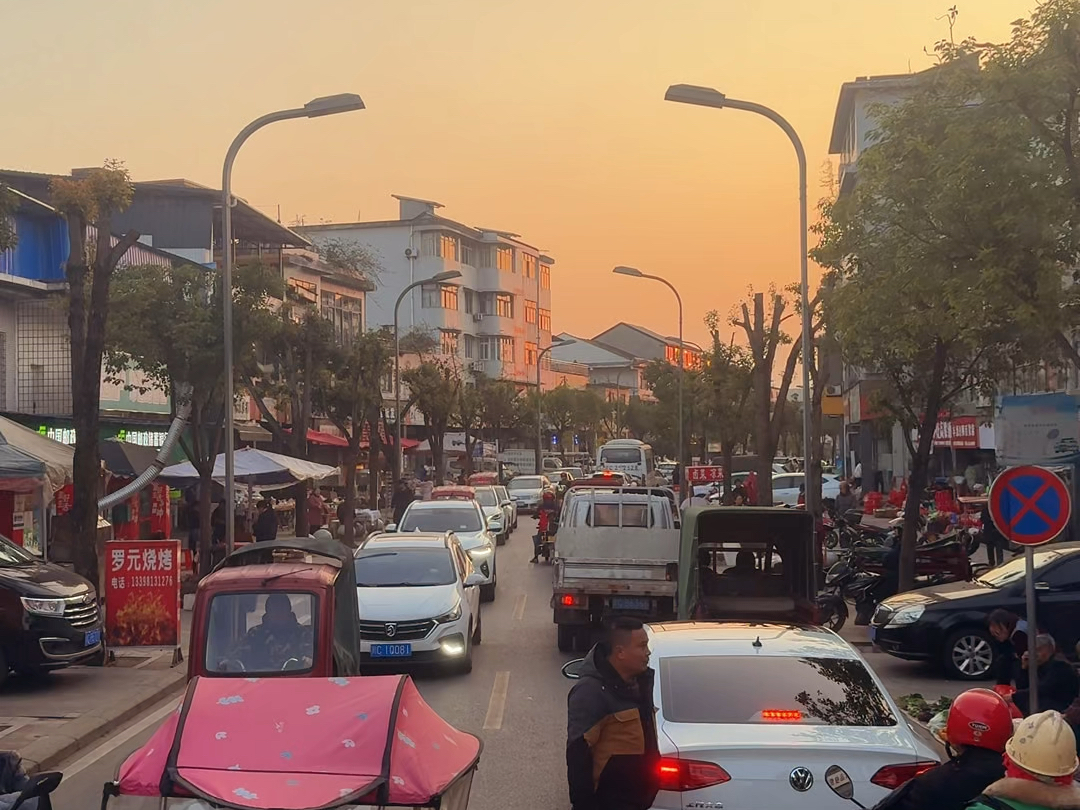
[
  {"left": 686, "top": 466, "right": 723, "bottom": 484},
  {"left": 54, "top": 484, "right": 74, "bottom": 516},
  {"left": 104, "top": 539, "right": 181, "bottom": 649}
]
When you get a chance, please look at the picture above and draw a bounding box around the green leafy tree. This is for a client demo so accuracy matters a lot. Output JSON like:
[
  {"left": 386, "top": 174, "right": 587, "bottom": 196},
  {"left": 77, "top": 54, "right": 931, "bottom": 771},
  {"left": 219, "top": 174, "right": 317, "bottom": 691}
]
[
  {"left": 542, "top": 384, "right": 580, "bottom": 454},
  {"left": 313, "top": 331, "right": 392, "bottom": 545},
  {"left": 624, "top": 397, "right": 661, "bottom": 446},
  {"left": 811, "top": 64, "right": 1060, "bottom": 589},
  {"left": 107, "top": 262, "right": 279, "bottom": 576},
  {"left": 703, "top": 314, "right": 754, "bottom": 503},
  {"left": 478, "top": 378, "right": 520, "bottom": 445},
  {"left": 52, "top": 163, "right": 138, "bottom": 587},
  {"left": 0, "top": 186, "right": 17, "bottom": 252},
  {"left": 403, "top": 361, "right": 459, "bottom": 481}
]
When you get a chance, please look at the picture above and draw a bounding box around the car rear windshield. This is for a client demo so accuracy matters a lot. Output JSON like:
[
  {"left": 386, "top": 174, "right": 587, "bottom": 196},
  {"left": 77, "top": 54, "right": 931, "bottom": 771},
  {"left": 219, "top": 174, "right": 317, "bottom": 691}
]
[
  {"left": 475, "top": 489, "right": 498, "bottom": 507},
  {"left": 400, "top": 507, "right": 482, "bottom": 533},
  {"left": 659, "top": 655, "right": 896, "bottom": 727},
  {"left": 355, "top": 549, "right": 456, "bottom": 586},
  {"left": 509, "top": 477, "right": 543, "bottom": 490},
  {"left": 600, "top": 448, "right": 642, "bottom": 465}
]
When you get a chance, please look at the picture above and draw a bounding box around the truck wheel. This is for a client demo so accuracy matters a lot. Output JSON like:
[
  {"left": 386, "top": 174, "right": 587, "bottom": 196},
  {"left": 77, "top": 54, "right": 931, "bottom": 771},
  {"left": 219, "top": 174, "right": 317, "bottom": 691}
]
[{"left": 557, "top": 625, "right": 576, "bottom": 653}]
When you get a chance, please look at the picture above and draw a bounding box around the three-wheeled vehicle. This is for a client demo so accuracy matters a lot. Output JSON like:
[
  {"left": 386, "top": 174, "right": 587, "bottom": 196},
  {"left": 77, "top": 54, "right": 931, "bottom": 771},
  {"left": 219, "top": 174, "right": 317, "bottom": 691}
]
[
  {"left": 678, "top": 506, "right": 818, "bottom": 623},
  {"left": 187, "top": 537, "right": 362, "bottom": 680},
  {"left": 103, "top": 674, "right": 481, "bottom": 810}
]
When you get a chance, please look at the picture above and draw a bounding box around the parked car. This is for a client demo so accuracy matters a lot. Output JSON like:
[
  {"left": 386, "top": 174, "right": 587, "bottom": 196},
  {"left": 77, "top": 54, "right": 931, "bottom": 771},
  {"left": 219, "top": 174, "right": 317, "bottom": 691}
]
[
  {"left": 473, "top": 485, "right": 511, "bottom": 546},
  {"left": 0, "top": 535, "right": 103, "bottom": 687},
  {"left": 772, "top": 472, "right": 841, "bottom": 506},
  {"left": 871, "top": 544, "right": 1080, "bottom": 679},
  {"left": 354, "top": 532, "right": 484, "bottom": 673},
  {"left": 507, "top": 475, "right": 550, "bottom": 514},
  {"left": 389, "top": 500, "right": 498, "bottom": 602},
  {"left": 564, "top": 622, "right": 938, "bottom": 810},
  {"left": 494, "top": 485, "right": 518, "bottom": 530}
]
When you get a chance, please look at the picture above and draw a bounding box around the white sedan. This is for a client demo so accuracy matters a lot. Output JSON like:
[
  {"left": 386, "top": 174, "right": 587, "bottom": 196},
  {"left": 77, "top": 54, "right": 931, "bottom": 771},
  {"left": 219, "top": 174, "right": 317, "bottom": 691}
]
[
  {"left": 645, "top": 622, "right": 938, "bottom": 810},
  {"left": 772, "top": 472, "right": 841, "bottom": 506}
]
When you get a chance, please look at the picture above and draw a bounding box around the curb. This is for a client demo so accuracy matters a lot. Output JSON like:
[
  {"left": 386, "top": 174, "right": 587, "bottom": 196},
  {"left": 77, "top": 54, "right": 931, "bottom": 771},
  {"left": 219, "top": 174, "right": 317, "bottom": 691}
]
[
  {"left": 19, "top": 667, "right": 187, "bottom": 774},
  {"left": 849, "top": 640, "right": 875, "bottom": 651}
]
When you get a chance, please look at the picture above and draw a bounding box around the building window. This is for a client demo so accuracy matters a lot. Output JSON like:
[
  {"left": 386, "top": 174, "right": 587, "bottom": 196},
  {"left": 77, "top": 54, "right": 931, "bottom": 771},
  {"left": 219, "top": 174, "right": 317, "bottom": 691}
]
[
  {"left": 440, "top": 329, "right": 460, "bottom": 356},
  {"left": 287, "top": 277, "right": 318, "bottom": 305},
  {"left": 525, "top": 341, "right": 538, "bottom": 366},
  {"left": 496, "top": 293, "right": 513, "bottom": 318},
  {"left": 321, "top": 291, "right": 363, "bottom": 344},
  {"left": 464, "top": 334, "right": 477, "bottom": 359},
  {"left": 381, "top": 368, "right": 395, "bottom": 393},
  {"left": 477, "top": 337, "right": 491, "bottom": 360},
  {"left": 522, "top": 254, "right": 536, "bottom": 279},
  {"left": 525, "top": 300, "right": 537, "bottom": 324},
  {"left": 540, "top": 264, "right": 551, "bottom": 290},
  {"left": 464, "top": 288, "right": 476, "bottom": 314},
  {"left": 496, "top": 246, "right": 513, "bottom": 272},
  {"left": 538, "top": 308, "right": 551, "bottom": 332},
  {"left": 497, "top": 336, "right": 514, "bottom": 361},
  {"left": 460, "top": 240, "right": 475, "bottom": 266},
  {"left": 420, "top": 231, "right": 438, "bottom": 257},
  {"left": 422, "top": 284, "right": 458, "bottom": 309},
  {"left": 440, "top": 233, "right": 459, "bottom": 261}
]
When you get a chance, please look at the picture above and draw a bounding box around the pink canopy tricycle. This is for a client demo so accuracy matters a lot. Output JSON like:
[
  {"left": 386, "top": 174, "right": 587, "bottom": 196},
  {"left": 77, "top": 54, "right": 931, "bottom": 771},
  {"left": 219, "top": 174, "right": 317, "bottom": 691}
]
[{"left": 102, "top": 675, "right": 481, "bottom": 810}]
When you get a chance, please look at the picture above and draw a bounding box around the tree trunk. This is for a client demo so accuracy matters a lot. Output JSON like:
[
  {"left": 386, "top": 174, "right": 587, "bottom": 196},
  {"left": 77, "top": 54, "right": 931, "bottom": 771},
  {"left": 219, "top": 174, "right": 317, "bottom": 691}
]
[
  {"left": 198, "top": 471, "right": 214, "bottom": 579},
  {"left": 432, "top": 434, "right": 445, "bottom": 483},
  {"left": 290, "top": 402, "right": 310, "bottom": 537},
  {"left": 342, "top": 443, "right": 359, "bottom": 547},
  {"left": 722, "top": 442, "right": 735, "bottom": 506}
]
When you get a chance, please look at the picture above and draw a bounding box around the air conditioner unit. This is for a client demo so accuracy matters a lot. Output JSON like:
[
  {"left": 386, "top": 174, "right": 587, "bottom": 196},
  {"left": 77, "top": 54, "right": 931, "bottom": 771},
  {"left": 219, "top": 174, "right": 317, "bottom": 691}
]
[
  {"left": 472, "top": 313, "right": 484, "bottom": 322},
  {"left": 825, "top": 385, "right": 842, "bottom": 396},
  {"left": 471, "top": 361, "right": 486, "bottom": 374}
]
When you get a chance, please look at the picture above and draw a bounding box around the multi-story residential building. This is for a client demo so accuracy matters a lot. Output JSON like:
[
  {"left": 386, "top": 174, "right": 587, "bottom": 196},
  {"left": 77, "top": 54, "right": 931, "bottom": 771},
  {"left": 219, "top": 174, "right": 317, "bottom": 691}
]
[
  {"left": 297, "top": 195, "right": 554, "bottom": 389},
  {"left": 592, "top": 322, "right": 703, "bottom": 370},
  {"left": 550, "top": 332, "right": 650, "bottom": 405}
]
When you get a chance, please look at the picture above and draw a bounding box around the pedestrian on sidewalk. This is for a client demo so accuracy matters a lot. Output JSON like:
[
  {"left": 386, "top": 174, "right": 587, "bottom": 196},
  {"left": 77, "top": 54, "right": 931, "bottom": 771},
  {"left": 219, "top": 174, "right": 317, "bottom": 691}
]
[
  {"left": 391, "top": 481, "right": 415, "bottom": 525},
  {"left": 1010, "top": 634, "right": 1080, "bottom": 716},
  {"left": 306, "top": 487, "right": 329, "bottom": 531},
  {"left": 253, "top": 499, "right": 278, "bottom": 543},
  {"left": 980, "top": 501, "right": 1009, "bottom": 567},
  {"left": 566, "top": 616, "right": 659, "bottom": 810},
  {"left": 988, "top": 610, "right": 1030, "bottom": 689}
]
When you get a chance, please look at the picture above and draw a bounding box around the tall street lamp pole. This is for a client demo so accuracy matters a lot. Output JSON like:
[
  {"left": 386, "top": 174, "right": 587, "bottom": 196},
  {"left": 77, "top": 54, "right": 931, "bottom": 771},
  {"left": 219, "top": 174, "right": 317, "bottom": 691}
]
[
  {"left": 664, "top": 83, "right": 816, "bottom": 530},
  {"left": 394, "top": 271, "right": 462, "bottom": 478},
  {"left": 536, "top": 343, "right": 558, "bottom": 474},
  {"left": 221, "top": 93, "right": 365, "bottom": 553},
  {"left": 613, "top": 267, "right": 684, "bottom": 473}
]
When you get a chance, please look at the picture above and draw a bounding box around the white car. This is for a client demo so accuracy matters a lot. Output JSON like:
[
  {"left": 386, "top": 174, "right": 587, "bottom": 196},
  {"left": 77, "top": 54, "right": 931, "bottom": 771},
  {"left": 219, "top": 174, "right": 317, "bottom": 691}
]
[
  {"left": 473, "top": 486, "right": 511, "bottom": 545},
  {"left": 494, "top": 484, "right": 518, "bottom": 530},
  {"left": 354, "top": 533, "right": 483, "bottom": 673},
  {"left": 391, "top": 500, "right": 498, "bottom": 602},
  {"left": 643, "top": 622, "right": 939, "bottom": 810},
  {"left": 507, "top": 475, "right": 550, "bottom": 513},
  {"left": 772, "top": 472, "right": 841, "bottom": 506}
]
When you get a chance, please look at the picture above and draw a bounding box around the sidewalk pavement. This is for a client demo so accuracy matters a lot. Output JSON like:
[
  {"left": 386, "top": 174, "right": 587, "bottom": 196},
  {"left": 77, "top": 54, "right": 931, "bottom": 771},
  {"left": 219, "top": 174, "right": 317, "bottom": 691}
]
[{"left": 2, "top": 610, "right": 192, "bottom": 773}]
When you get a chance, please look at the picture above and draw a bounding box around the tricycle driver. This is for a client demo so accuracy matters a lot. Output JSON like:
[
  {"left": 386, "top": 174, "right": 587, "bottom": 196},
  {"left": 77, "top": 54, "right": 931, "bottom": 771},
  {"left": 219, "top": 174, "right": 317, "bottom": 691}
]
[{"left": 230, "top": 593, "right": 313, "bottom": 672}]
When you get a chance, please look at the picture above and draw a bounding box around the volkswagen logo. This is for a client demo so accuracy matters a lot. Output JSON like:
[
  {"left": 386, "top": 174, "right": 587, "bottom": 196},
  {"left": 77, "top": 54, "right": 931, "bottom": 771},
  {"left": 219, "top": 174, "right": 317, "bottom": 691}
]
[
  {"left": 384, "top": 623, "right": 397, "bottom": 638},
  {"left": 789, "top": 767, "right": 814, "bottom": 792}
]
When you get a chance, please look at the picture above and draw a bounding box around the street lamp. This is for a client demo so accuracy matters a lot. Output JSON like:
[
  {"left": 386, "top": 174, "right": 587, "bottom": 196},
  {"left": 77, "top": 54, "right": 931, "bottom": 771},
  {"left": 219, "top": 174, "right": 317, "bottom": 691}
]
[
  {"left": 394, "top": 271, "right": 462, "bottom": 478},
  {"left": 612, "top": 266, "right": 684, "bottom": 473},
  {"left": 535, "top": 342, "right": 563, "bottom": 474},
  {"left": 664, "top": 84, "right": 813, "bottom": 514},
  {"left": 221, "top": 93, "right": 365, "bottom": 553}
]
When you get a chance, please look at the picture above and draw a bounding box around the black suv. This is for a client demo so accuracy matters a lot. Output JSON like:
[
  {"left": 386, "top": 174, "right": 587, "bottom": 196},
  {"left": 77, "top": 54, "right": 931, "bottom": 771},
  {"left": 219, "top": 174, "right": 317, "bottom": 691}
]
[{"left": 0, "top": 535, "right": 103, "bottom": 687}]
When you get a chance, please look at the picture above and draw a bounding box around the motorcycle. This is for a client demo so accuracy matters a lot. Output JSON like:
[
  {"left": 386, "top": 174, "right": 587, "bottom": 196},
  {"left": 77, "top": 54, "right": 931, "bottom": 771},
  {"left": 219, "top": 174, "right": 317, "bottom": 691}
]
[{"left": 817, "top": 554, "right": 885, "bottom": 631}]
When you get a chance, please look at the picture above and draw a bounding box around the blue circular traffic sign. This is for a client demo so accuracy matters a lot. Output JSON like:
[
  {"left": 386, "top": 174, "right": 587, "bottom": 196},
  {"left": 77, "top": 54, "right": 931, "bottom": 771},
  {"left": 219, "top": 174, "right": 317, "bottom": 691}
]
[{"left": 988, "top": 465, "right": 1072, "bottom": 546}]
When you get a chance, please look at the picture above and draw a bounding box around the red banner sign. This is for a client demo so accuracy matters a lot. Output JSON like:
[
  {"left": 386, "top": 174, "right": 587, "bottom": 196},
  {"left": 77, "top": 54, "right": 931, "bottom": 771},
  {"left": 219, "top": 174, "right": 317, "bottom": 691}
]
[
  {"left": 686, "top": 466, "right": 723, "bottom": 484},
  {"left": 932, "top": 416, "right": 979, "bottom": 450},
  {"left": 104, "top": 539, "right": 181, "bottom": 648},
  {"left": 55, "top": 484, "right": 74, "bottom": 516}
]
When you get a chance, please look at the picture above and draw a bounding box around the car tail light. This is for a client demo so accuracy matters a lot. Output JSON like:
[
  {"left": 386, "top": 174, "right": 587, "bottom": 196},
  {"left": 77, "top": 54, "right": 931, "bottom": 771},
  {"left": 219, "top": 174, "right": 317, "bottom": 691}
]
[
  {"left": 761, "top": 709, "right": 802, "bottom": 722},
  {"left": 870, "top": 762, "right": 937, "bottom": 790},
  {"left": 657, "top": 757, "right": 731, "bottom": 792},
  {"left": 559, "top": 594, "right": 581, "bottom": 607}
]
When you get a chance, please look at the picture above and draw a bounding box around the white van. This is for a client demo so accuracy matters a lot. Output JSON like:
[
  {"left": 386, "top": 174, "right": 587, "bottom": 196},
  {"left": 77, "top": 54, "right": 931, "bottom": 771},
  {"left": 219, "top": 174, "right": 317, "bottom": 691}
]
[{"left": 595, "top": 439, "right": 655, "bottom": 483}]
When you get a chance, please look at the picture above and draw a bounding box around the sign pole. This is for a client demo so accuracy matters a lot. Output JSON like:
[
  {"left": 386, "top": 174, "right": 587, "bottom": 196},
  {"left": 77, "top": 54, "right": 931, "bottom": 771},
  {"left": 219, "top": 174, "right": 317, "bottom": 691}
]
[{"left": 1024, "top": 545, "right": 1039, "bottom": 714}]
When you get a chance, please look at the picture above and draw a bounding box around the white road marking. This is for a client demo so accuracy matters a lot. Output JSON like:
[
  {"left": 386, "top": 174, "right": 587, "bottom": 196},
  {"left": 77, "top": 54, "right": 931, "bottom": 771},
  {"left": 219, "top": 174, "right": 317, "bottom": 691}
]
[
  {"left": 483, "top": 671, "right": 511, "bottom": 731},
  {"left": 513, "top": 593, "right": 527, "bottom": 621},
  {"left": 61, "top": 698, "right": 179, "bottom": 779}
]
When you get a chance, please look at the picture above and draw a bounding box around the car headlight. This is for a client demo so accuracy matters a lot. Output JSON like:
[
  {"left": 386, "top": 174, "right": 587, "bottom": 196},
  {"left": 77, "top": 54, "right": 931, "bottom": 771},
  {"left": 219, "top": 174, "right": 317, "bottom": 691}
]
[
  {"left": 886, "top": 605, "right": 925, "bottom": 627},
  {"left": 435, "top": 602, "right": 462, "bottom": 623},
  {"left": 21, "top": 597, "right": 67, "bottom": 617}
]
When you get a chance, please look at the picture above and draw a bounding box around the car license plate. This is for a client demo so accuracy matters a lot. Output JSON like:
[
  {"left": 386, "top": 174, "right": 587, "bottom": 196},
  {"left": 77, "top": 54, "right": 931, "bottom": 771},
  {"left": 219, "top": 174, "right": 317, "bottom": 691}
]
[
  {"left": 612, "top": 596, "right": 651, "bottom": 611},
  {"left": 868, "top": 626, "right": 877, "bottom": 644},
  {"left": 84, "top": 629, "right": 102, "bottom": 647},
  {"left": 370, "top": 643, "right": 412, "bottom": 658}
]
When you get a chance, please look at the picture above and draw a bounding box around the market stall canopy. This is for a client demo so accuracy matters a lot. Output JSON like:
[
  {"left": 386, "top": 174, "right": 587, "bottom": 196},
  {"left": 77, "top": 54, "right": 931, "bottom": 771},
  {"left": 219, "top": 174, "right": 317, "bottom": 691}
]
[
  {"left": 100, "top": 439, "right": 160, "bottom": 479},
  {"left": 0, "top": 415, "right": 73, "bottom": 493},
  {"left": 113, "top": 675, "right": 481, "bottom": 809},
  {"left": 158, "top": 447, "right": 338, "bottom": 487}
]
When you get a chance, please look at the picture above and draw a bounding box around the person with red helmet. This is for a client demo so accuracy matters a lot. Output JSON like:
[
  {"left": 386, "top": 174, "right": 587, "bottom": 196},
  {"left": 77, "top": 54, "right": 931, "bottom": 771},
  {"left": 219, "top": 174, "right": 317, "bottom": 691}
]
[
  {"left": 532, "top": 489, "right": 558, "bottom": 563},
  {"left": 869, "top": 688, "right": 1011, "bottom": 810}
]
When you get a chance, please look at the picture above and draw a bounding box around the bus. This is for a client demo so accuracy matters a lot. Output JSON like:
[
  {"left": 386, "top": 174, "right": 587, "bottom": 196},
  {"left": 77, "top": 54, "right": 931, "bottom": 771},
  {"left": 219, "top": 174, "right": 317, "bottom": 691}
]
[{"left": 595, "top": 439, "right": 655, "bottom": 483}]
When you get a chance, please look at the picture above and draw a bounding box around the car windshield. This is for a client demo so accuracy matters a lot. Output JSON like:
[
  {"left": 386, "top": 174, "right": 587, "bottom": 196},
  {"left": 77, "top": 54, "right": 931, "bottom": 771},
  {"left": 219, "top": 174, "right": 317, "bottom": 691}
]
[
  {"left": 475, "top": 488, "right": 498, "bottom": 507},
  {"left": 660, "top": 655, "right": 896, "bottom": 726},
  {"left": 355, "top": 549, "right": 456, "bottom": 587},
  {"left": 0, "top": 536, "right": 33, "bottom": 566},
  {"left": 205, "top": 592, "right": 316, "bottom": 676},
  {"left": 977, "top": 550, "right": 1068, "bottom": 588},
  {"left": 600, "top": 448, "right": 641, "bottom": 465},
  {"left": 509, "top": 477, "right": 543, "bottom": 491},
  {"left": 400, "top": 506, "right": 482, "bottom": 533}
]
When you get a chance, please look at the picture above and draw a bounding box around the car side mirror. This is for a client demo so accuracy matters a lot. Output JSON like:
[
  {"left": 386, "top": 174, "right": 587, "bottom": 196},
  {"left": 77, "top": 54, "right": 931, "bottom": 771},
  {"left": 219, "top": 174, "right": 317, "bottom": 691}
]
[
  {"left": 562, "top": 658, "right": 586, "bottom": 679},
  {"left": 487, "top": 517, "right": 503, "bottom": 532},
  {"left": 465, "top": 573, "right": 485, "bottom": 587},
  {"left": 1035, "top": 581, "right": 1052, "bottom": 592},
  {"left": 501, "top": 500, "right": 512, "bottom": 507},
  {"left": 385, "top": 524, "right": 397, "bottom": 532}
]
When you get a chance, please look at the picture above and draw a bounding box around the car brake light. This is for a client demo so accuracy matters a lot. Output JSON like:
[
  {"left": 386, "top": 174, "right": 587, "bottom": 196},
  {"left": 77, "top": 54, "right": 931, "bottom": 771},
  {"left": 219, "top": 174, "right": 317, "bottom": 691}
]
[
  {"left": 560, "top": 594, "right": 579, "bottom": 607},
  {"left": 761, "top": 709, "right": 802, "bottom": 722},
  {"left": 870, "top": 762, "right": 937, "bottom": 790},
  {"left": 657, "top": 757, "right": 731, "bottom": 792}
]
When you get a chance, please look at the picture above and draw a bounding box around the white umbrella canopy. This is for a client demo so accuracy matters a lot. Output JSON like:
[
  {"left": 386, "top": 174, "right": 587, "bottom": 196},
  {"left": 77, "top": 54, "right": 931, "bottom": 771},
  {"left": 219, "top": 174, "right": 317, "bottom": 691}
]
[{"left": 159, "top": 447, "right": 338, "bottom": 487}]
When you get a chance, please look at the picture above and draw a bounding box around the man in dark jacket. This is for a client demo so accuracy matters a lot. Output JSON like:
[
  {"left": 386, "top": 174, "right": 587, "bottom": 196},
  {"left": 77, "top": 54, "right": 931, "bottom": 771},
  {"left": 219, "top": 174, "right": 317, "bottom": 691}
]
[
  {"left": 1012, "top": 634, "right": 1080, "bottom": 715},
  {"left": 567, "top": 617, "right": 659, "bottom": 810},
  {"left": 253, "top": 499, "right": 278, "bottom": 542},
  {"left": 391, "top": 482, "right": 415, "bottom": 525},
  {"left": 988, "top": 608, "right": 1029, "bottom": 688}
]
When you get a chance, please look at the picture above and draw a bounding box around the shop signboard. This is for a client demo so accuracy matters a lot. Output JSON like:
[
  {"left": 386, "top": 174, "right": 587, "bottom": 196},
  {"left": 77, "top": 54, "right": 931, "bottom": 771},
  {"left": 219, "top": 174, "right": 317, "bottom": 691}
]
[
  {"left": 104, "top": 539, "right": 181, "bottom": 649},
  {"left": 685, "top": 466, "right": 723, "bottom": 484},
  {"left": 996, "top": 393, "right": 1080, "bottom": 467}
]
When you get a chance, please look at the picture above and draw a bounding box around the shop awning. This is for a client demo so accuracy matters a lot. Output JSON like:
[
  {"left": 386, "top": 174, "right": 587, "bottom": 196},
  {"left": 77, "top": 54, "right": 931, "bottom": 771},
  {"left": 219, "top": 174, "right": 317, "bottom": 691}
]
[
  {"left": 0, "top": 415, "right": 73, "bottom": 493},
  {"left": 101, "top": 439, "right": 159, "bottom": 479},
  {"left": 283, "top": 428, "right": 349, "bottom": 448},
  {"left": 236, "top": 424, "right": 273, "bottom": 443},
  {"left": 159, "top": 447, "right": 338, "bottom": 487}
]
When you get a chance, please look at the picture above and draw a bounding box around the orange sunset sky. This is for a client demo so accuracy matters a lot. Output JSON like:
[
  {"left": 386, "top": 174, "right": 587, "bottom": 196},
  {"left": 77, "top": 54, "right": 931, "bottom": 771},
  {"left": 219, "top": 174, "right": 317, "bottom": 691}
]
[{"left": 2, "top": 1, "right": 1037, "bottom": 348}]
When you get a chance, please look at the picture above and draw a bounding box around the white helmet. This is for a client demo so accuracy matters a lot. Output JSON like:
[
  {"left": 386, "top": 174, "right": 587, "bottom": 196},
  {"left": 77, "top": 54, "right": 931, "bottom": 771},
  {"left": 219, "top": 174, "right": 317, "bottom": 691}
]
[
  {"left": 1005, "top": 710, "right": 1079, "bottom": 778},
  {"left": 312, "top": 528, "right": 334, "bottom": 543}
]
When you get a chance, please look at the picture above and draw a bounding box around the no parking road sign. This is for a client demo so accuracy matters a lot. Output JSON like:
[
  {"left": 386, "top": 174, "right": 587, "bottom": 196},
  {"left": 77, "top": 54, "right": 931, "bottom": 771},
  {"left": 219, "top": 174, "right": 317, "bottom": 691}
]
[{"left": 988, "top": 465, "right": 1072, "bottom": 546}]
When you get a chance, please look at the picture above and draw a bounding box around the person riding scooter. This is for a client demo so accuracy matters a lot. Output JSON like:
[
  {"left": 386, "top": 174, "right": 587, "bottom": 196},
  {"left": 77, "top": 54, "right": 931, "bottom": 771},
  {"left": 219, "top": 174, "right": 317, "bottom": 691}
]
[
  {"left": 532, "top": 490, "right": 558, "bottom": 563},
  {"left": 869, "top": 688, "right": 1011, "bottom": 810}
]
